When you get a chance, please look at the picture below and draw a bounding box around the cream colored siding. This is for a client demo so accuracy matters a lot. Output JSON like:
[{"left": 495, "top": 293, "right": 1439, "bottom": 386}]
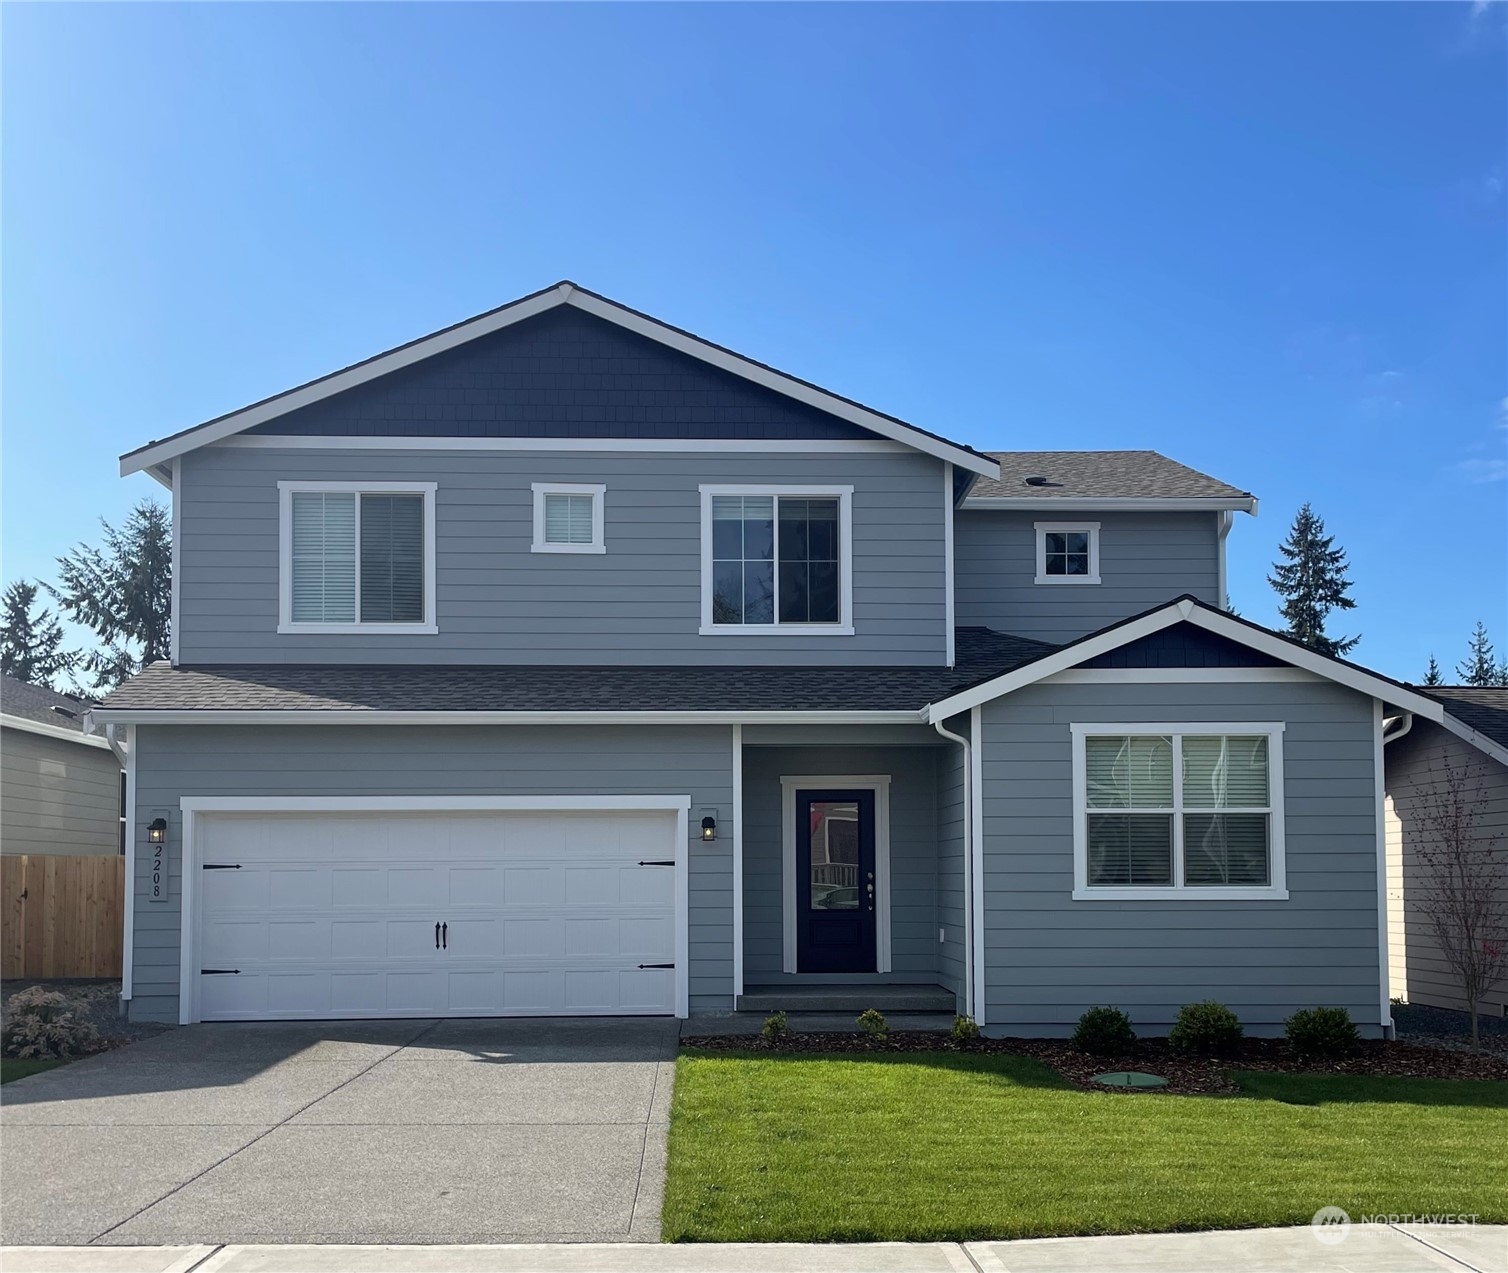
[
  {"left": 1, "top": 727, "right": 121, "bottom": 856},
  {"left": 1385, "top": 722, "right": 1508, "bottom": 1017}
]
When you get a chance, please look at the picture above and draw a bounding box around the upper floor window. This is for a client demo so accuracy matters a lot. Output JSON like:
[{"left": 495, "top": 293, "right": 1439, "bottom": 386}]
[
  {"left": 699, "top": 485, "right": 854, "bottom": 635},
  {"left": 1035, "top": 521, "right": 1100, "bottom": 585},
  {"left": 532, "top": 483, "right": 606, "bottom": 554},
  {"left": 1070, "top": 723, "right": 1287, "bottom": 901},
  {"left": 278, "top": 481, "right": 437, "bottom": 634}
]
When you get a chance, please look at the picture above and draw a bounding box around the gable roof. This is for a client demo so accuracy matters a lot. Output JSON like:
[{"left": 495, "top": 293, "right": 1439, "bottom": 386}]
[
  {"left": 1424, "top": 687, "right": 1508, "bottom": 767},
  {"left": 120, "top": 282, "right": 1000, "bottom": 480},
  {"left": 964, "top": 450, "right": 1256, "bottom": 512},
  {"left": 1, "top": 675, "right": 110, "bottom": 750},
  {"left": 922, "top": 596, "right": 1448, "bottom": 724}
]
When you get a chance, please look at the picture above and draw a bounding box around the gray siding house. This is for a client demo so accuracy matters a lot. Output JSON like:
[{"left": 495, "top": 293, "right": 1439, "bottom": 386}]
[
  {"left": 1384, "top": 689, "right": 1508, "bottom": 1019},
  {"left": 92, "top": 281, "right": 1452, "bottom": 1036},
  {"left": 2, "top": 676, "right": 121, "bottom": 857}
]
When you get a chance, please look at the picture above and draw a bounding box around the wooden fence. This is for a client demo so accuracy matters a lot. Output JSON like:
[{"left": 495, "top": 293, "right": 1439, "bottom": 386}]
[{"left": 1, "top": 855, "right": 125, "bottom": 980}]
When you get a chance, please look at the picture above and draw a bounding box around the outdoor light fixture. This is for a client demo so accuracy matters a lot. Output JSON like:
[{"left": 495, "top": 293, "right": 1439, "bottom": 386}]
[
  {"left": 700, "top": 815, "right": 718, "bottom": 842},
  {"left": 147, "top": 817, "right": 168, "bottom": 845}
]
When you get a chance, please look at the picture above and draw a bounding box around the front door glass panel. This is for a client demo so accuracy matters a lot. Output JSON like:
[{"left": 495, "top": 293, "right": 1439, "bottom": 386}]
[{"left": 808, "top": 801, "right": 860, "bottom": 911}]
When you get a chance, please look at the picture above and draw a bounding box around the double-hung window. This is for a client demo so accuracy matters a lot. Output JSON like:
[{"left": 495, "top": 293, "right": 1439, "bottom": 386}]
[
  {"left": 278, "top": 482, "right": 437, "bottom": 634},
  {"left": 1071, "top": 723, "right": 1286, "bottom": 900},
  {"left": 1035, "top": 521, "right": 1100, "bottom": 584},
  {"left": 699, "top": 486, "right": 853, "bottom": 635}
]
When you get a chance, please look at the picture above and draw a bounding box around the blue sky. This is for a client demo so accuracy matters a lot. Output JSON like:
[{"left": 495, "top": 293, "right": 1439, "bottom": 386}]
[{"left": 3, "top": 2, "right": 1504, "bottom": 681}]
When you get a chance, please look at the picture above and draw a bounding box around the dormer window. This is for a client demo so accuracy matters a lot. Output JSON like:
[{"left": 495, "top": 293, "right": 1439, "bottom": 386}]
[
  {"left": 699, "top": 485, "right": 854, "bottom": 635},
  {"left": 1035, "top": 521, "right": 1100, "bottom": 585}
]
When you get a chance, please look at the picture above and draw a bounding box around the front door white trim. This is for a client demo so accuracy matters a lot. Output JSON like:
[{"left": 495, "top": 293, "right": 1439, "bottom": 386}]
[
  {"left": 779, "top": 775, "right": 892, "bottom": 975},
  {"left": 177, "top": 794, "right": 691, "bottom": 1024}
]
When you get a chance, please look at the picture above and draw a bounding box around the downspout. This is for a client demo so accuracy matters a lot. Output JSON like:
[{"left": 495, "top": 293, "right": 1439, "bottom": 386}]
[
  {"left": 1382, "top": 712, "right": 1414, "bottom": 745},
  {"left": 933, "top": 715, "right": 975, "bottom": 1021},
  {"left": 1216, "top": 511, "right": 1234, "bottom": 610},
  {"left": 101, "top": 721, "right": 136, "bottom": 1006}
]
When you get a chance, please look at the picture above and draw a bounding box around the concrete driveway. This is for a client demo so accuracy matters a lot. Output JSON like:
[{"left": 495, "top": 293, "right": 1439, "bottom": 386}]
[{"left": 0, "top": 1017, "right": 678, "bottom": 1246}]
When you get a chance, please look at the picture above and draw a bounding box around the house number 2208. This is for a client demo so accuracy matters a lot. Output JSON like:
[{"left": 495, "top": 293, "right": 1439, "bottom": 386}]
[{"left": 149, "top": 843, "right": 168, "bottom": 903}]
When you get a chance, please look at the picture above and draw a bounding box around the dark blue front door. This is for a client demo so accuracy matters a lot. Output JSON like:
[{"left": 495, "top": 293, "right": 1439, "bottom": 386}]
[{"left": 795, "top": 789, "right": 876, "bottom": 973}]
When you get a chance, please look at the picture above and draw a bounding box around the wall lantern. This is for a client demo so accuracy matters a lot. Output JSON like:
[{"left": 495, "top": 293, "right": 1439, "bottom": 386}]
[
  {"left": 700, "top": 815, "right": 718, "bottom": 843},
  {"left": 147, "top": 817, "right": 168, "bottom": 845}
]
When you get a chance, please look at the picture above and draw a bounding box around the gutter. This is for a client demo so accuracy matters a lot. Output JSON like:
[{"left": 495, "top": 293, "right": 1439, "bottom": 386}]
[
  {"left": 86, "top": 708, "right": 932, "bottom": 727},
  {"left": 1216, "top": 511, "right": 1234, "bottom": 611},
  {"left": 933, "top": 715, "right": 977, "bottom": 1023}
]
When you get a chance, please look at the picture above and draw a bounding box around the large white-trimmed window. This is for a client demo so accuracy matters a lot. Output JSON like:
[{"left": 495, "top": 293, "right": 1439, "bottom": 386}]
[
  {"left": 699, "top": 485, "right": 854, "bottom": 635},
  {"left": 277, "top": 481, "right": 437, "bottom": 634},
  {"left": 1070, "top": 723, "right": 1286, "bottom": 901},
  {"left": 1035, "top": 521, "right": 1100, "bottom": 585},
  {"left": 531, "top": 483, "right": 606, "bottom": 554}
]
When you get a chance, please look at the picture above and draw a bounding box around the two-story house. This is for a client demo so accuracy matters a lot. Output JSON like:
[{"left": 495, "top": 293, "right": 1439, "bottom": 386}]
[{"left": 91, "top": 281, "right": 1449, "bottom": 1036}]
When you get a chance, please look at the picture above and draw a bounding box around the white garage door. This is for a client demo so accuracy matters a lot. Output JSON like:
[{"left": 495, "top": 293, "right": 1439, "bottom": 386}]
[{"left": 193, "top": 808, "right": 678, "bottom": 1020}]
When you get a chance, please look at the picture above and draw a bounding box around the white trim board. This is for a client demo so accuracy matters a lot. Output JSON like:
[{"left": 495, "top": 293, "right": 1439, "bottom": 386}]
[
  {"left": 122, "top": 282, "right": 999, "bottom": 478},
  {"left": 175, "top": 794, "right": 692, "bottom": 1025},
  {"left": 214, "top": 435, "right": 915, "bottom": 456},
  {"left": 923, "top": 598, "right": 1450, "bottom": 725},
  {"left": 89, "top": 709, "right": 925, "bottom": 727},
  {"left": 1034, "top": 521, "right": 1101, "bottom": 587},
  {"left": 1372, "top": 698, "right": 1392, "bottom": 1033},
  {"left": 731, "top": 724, "right": 745, "bottom": 999},
  {"left": 1068, "top": 723, "right": 1288, "bottom": 902},
  {"left": 779, "top": 775, "right": 892, "bottom": 975},
  {"left": 1045, "top": 668, "right": 1321, "bottom": 685},
  {"left": 962, "top": 496, "right": 1258, "bottom": 514},
  {"left": 943, "top": 463, "right": 956, "bottom": 668},
  {"left": 531, "top": 482, "right": 607, "bottom": 555},
  {"left": 2, "top": 713, "right": 113, "bottom": 750},
  {"left": 1435, "top": 711, "right": 1508, "bottom": 770}
]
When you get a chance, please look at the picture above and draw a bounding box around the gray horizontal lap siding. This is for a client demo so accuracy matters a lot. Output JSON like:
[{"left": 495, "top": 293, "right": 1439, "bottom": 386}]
[
  {"left": 935, "top": 731, "right": 968, "bottom": 1002},
  {"left": 955, "top": 510, "right": 1220, "bottom": 644},
  {"left": 741, "top": 745, "right": 945, "bottom": 985},
  {"left": 128, "top": 724, "right": 735, "bottom": 1023},
  {"left": 178, "top": 447, "right": 947, "bottom": 665},
  {"left": 979, "top": 680, "right": 1382, "bottom": 1036},
  {"left": 0, "top": 729, "right": 121, "bottom": 856}
]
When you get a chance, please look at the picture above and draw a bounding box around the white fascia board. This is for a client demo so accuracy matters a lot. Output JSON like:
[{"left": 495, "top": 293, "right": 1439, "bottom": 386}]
[
  {"left": 216, "top": 435, "right": 913, "bottom": 455},
  {"left": 91, "top": 709, "right": 926, "bottom": 727},
  {"left": 122, "top": 283, "right": 998, "bottom": 479},
  {"left": 2, "top": 714, "right": 113, "bottom": 750},
  {"left": 1436, "top": 713, "right": 1508, "bottom": 769},
  {"left": 961, "top": 496, "right": 1258, "bottom": 514},
  {"left": 922, "top": 599, "right": 1450, "bottom": 724},
  {"left": 180, "top": 794, "right": 692, "bottom": 814}
]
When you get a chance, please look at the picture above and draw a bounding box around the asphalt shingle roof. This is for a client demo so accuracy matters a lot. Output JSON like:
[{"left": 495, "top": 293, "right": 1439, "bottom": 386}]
[
  {"left": 96, "top": 629, "right": 1059, "bottom": 716},
  {"left": 970, "top": 451, "right": 1254, "bottom": 503},
  {"left": 0, "top": 675, "right": 92, "bottom": 731},
  {"left": 1427, "top": 687, "right": 1508, "bottom": 751}
]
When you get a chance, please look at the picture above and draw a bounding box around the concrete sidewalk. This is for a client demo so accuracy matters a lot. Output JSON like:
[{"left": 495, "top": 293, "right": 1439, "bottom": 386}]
[{"left": 2, "top": 1225, "right": 1503, "bottom": 1273}]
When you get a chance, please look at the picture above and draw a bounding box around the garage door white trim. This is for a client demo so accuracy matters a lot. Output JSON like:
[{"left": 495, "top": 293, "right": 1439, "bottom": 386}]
[{"left": 178, "top": 795, "right": 691, "bottom": 1024}]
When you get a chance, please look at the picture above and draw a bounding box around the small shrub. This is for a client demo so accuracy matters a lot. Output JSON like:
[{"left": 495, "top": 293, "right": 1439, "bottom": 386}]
[
  {"left": 1169, "top": 1001, "right": 1245, "bottom": 1055},
  {"left": 1072, "top": 1005, "right": 1135, "bottom": 1056},
  {"left": 761, "top": 1011, "right": 788, "bottom": 1041},
  {"left": 951, "top": 1014, "right": 981, "bottom": 1044},
  {"left": 1, "top": 987, "right": 99, "bottom": 1060},
  {"left": 857, "top": 1007, "right": 888, "bottom": 1037},
  {"left": 1285, "top": 1006, "right": 1359, "bottom": 1058}
]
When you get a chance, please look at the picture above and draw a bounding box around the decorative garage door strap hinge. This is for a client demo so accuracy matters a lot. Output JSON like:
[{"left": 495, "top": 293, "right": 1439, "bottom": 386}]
[
  {"left": 637, "top": 963, "right": 675, "bottom": 969},
  {"left": 200, "top": 968, "right": 241, "bottom": 975},
  {"left": 637, "top": 859, "right": 675, "bottom": 866},
  {"left": 202, "top": 863, "right": 242, "bottom": 870}
]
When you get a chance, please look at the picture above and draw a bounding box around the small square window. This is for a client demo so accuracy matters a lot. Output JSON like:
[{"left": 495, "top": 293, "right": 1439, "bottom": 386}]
[
  {"left": 1035, "top": 522, "right": 1100, "bottom": 584},
  {"left": 532, "top": 484, "right": 605, "bottom": 554}
]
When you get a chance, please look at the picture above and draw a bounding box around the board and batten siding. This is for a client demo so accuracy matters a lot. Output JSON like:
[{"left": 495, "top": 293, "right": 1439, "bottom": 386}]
[
  {"left": 1384, "top": 721, "right": 1508, "bottom": 1017},
  {"left": 954, "top": 510, "right": 1221, "bottom": 644},
  {"left": 128, "top": 724, "right": 735, "bottom": 1022},
  {"left": 739, "top": 744, "right": 948, "bottom": 989},
  {"left": 1, "top": 728, "right": 121, "bottom": 856},
  {"left": 176, "top": 446, "right": 948, "bottom": 666},
  {"left": 978, "top": 679, "right": 1383, "bottom": 1036}
]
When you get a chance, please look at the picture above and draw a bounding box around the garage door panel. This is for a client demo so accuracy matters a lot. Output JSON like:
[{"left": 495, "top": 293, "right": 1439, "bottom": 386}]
[{"left": 196, "top": 809, "right": 681, "bottom": 1020}]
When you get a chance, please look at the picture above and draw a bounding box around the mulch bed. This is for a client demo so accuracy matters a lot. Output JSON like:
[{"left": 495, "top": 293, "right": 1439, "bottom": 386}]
[{"left": 680, "top": 1030, "right": 1508, "bottom": 1095}]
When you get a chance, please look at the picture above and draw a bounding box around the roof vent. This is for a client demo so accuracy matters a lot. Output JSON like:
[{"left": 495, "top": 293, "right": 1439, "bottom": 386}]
[{"left": 1023, "top": 474, "right": 1050, "bottom": 487}]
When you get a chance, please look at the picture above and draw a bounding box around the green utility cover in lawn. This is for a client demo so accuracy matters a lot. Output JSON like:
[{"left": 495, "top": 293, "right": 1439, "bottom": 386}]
[{"left": 1092, "top": 1071, "right": 1169, "bottom": 1088}]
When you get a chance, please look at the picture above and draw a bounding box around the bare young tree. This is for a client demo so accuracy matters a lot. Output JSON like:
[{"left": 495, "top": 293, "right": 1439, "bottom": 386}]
[{"left": 1410, "top": 752, "right": 1508, "bottom": 1049}]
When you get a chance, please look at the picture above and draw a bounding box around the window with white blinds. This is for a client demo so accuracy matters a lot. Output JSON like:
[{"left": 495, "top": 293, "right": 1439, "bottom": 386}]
[
  {"left": 531, "top": 484, "right": 605, "bottom": 553},
  {"left": 1072, "top": 723, "right": 1287, "bottom": 900},
  {"left": 280, "top": 482, "right": 436, "bottom": 631}
]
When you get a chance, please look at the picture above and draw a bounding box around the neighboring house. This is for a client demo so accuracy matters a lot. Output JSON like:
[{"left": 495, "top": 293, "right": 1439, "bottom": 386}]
[
  {"left": 1385, "top": 688, "right": 1508, "bottom": 1018},
  {"left": 91, "top": 281, "right": 1454, "bottom": 1036},
  {"left": 2, "top": 676, "right": 122, "bottom": 856}
]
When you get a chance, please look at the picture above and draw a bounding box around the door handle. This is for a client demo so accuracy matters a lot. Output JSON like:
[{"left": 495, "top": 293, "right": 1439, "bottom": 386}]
[
  {"left": 435, "top": 921, "right": 441, "bottom": 950},
  {"left": 442, "top": 922, "right": 448, "bottom": 950}
]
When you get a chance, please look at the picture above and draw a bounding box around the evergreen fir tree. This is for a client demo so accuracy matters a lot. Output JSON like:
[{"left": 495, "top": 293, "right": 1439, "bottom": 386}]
[
  {"left": 1267, "top": 503, "right": 1359, "bottom": 657},
  {"left": 1422, "top": 654, "right": 1444, "bottom": 687},
  {"left": 0, "top": 581, "right": 75, "bottom": 688},
  {"left": 1457, "top": 622, "right": 1508, "bottom": 687}
]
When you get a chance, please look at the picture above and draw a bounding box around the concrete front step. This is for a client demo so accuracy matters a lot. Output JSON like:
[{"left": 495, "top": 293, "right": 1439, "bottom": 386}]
[{"left": 735, "top": 984, "right": 957, "bottom": 1014}]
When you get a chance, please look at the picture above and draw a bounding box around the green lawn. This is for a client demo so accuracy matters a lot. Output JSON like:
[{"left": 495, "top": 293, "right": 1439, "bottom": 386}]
[
  {"left": 663, "top": 1050, "right": 1508, "bottom": 1242},
  {"left": 0, "top": 1058, "right": 64, "bottom": 1085}
]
